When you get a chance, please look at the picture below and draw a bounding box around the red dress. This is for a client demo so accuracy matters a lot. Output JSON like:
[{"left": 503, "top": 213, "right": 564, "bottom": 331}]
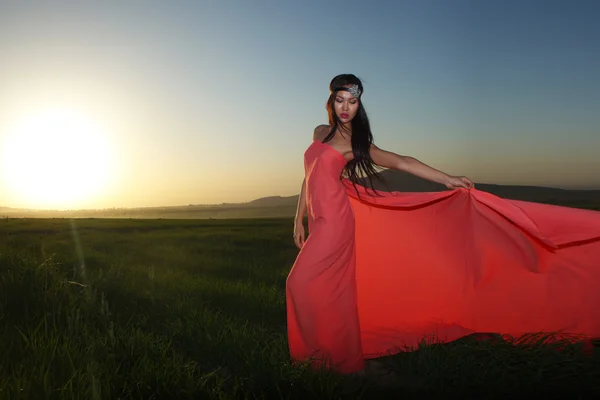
[{"left": 286, "top": 140, "right": 600, "bottom": 373}]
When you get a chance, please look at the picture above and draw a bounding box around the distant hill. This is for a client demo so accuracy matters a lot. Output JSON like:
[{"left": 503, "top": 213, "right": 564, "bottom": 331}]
[
  {"left": 2, "top": 172, "right": 599, "bottom": 219},
  {"left": 355, "top": 169, "right": 600, "bottom": 208},
  {"left": 247, "top": 195, "right": 298, "bottom": 207}
]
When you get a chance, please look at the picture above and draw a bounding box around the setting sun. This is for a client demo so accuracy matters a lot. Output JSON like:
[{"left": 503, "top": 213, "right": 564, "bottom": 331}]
[{"left": 1, "top": 109, "right": 114, "bottom": 209}]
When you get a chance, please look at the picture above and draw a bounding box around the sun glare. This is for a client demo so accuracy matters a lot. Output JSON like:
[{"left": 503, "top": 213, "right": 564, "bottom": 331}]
[{"left": 1, "top": 109, "right": 114, "bottom": 209}]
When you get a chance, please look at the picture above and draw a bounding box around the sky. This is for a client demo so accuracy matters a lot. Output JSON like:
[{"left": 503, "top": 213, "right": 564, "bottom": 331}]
[{"left": 0, "top": 0, "right": 599, "bottom": 210}]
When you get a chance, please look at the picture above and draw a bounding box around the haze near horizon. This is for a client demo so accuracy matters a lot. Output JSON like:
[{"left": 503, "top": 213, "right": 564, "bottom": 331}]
[{"left": 1, "top": 0, "right": 599, "bottom": 210}]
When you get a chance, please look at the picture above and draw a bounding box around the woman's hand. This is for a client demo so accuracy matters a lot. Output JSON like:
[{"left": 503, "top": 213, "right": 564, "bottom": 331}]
[
  {"left": 293, "top": 220, "right": 305, "bottom": 249},
  {"left": 445, "top": 175, "right": 474, "bottom": 190}
]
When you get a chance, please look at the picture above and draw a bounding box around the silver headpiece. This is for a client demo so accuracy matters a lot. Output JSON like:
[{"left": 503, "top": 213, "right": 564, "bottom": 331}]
[{"left": 347, "top": 84, "right": 361, "bottom": 98}]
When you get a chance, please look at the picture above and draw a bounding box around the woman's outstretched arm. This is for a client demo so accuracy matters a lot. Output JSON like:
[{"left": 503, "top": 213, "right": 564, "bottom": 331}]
[{"left": 370, "top": 144, "right": 474, "bottom": 189}]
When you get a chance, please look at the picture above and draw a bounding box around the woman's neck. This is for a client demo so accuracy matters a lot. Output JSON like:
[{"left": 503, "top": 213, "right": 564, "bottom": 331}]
[{"left": 338, "top": 123, "right": 352, "bottom": 135}]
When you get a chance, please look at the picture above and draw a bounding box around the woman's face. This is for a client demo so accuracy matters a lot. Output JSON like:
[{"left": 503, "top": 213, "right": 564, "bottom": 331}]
[{"left": 333, "top": 88, "right": 359, "bottom": 123}]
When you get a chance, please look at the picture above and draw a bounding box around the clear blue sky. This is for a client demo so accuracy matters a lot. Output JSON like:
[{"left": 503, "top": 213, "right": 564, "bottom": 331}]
[{"left": 1, "top": 0, "right": 599, "bottom": 209}]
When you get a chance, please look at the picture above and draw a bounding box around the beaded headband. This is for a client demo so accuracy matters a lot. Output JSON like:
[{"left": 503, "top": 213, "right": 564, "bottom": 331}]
[{"left": 332, "top": 84, "right": 362, "bottom": 99}]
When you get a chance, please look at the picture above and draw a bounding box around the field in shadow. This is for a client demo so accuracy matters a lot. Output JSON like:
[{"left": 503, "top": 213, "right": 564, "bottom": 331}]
[{"left": 1, "top": 217, "right": 599, "bottom": 398}]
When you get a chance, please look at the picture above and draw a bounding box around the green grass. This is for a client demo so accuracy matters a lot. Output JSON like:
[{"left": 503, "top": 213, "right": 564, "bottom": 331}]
[{"left": 1, "top": 217, "right": 599, "bottom": 399}]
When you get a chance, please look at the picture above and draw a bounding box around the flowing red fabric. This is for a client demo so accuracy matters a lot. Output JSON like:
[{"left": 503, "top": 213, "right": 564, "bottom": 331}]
[{"left": 286, "top": 140, "right": 600, "bottom": 374}]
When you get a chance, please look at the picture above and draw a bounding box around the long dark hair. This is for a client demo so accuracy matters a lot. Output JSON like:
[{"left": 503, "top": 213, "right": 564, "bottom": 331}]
[{"left": 323, "top": 73, "right": 386, "bottom": 196}]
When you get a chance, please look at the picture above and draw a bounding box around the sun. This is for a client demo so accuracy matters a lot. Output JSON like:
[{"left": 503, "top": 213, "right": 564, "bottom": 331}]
[{"left": 1, "top": 109, "right": 114, "bottom": 209}]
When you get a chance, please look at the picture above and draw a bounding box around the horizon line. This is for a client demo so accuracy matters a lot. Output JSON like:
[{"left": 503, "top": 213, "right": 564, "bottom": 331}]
[{"left": 2, "top": 180, "right": 600, "bottom": 213}]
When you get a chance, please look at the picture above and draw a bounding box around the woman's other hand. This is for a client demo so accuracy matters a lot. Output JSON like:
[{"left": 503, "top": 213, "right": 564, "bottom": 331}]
[{"left": 445, "top": 175, "right": 474, "bottom": 190}]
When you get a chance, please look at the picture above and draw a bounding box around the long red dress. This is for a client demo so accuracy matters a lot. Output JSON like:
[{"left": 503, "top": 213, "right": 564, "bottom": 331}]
[{"left": 285, "top": 140, "right": 600, "bottom": 374}]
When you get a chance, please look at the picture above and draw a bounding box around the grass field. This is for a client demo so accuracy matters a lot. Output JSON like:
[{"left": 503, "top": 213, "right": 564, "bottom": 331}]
[{"left": 1, "top": 217, "right": 599, "bottom": 399}]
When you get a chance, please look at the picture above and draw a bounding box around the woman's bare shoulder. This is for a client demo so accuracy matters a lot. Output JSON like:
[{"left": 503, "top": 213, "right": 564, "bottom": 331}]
[{"left": 313, "top": 124, "right": 330, "bottom": 141}]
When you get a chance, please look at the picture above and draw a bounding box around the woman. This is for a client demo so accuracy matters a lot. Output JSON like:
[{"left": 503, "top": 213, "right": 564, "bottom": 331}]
[{"left": 285, "top": 74, "right": 600, "bottom": 375}]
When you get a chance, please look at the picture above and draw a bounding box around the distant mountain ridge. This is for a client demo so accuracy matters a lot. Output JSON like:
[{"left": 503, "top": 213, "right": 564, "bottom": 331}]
[
  {"left": 357, "top": 169, "right": 600, "bottom": 201},
  {"left": 249, "top": 169, "right": 600, "bottom": 205}
]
